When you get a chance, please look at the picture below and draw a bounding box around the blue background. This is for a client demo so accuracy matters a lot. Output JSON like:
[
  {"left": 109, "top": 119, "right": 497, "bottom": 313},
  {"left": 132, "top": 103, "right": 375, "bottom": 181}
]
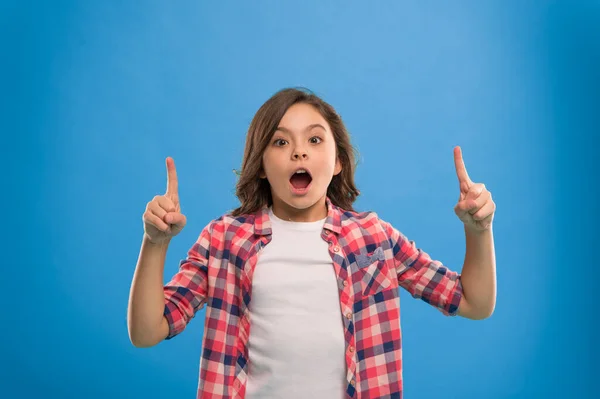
[{"left": 3, "top": 1, "right": 598, "bottom": 398}]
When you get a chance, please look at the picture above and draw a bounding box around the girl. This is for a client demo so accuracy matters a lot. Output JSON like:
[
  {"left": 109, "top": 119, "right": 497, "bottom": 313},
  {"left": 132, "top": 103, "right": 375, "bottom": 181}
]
[{"left": 127, "top": 87, "right": 497, "bottom": 399}]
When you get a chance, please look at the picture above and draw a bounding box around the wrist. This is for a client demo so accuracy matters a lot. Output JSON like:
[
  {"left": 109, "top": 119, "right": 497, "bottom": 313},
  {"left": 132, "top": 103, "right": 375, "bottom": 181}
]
[
  {"left": 464, "top": 224, "right": 492, "bottom": 237},
  {"left": 143, "top": 233, "right": 172, "bottom": 247}
]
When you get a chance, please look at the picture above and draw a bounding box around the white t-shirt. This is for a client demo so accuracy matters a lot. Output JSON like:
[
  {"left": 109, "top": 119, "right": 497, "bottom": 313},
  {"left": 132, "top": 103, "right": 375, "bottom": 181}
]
[{"left": 245, "top": 208, "right": 346, "bottom": 398}]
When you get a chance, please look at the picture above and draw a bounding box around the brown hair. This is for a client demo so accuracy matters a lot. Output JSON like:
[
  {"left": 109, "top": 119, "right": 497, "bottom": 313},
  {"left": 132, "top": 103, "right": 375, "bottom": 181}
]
[{"left": 231, "top": 87, "right": 360, "bottom": 216}]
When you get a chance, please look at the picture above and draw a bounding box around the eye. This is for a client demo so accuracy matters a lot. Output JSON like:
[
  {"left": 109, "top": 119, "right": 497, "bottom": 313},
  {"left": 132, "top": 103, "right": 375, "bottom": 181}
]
[
  {"left": 309, "top": 136, "right": 322, "bottom": 144},
  {"left": 273, "top": 138, "right": 288, "bottom": 146}
]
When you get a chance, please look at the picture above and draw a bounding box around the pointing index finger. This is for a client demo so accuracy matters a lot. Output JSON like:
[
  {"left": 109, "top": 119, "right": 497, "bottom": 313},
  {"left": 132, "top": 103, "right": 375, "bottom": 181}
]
[
  {"left": 166, "top": 157, "right": 179, "bottom": 197},
  {"left": 453, "top": 146, "right": 472, "bottom": 188}
]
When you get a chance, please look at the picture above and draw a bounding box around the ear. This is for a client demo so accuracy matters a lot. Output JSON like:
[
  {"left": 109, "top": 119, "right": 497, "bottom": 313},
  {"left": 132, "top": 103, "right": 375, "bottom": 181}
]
[
  {"left": 259, "top": 167, "right": 267, "bottom": 179},
  {"left": 333, "top": 157, "right": 342, "bottom": 176}
]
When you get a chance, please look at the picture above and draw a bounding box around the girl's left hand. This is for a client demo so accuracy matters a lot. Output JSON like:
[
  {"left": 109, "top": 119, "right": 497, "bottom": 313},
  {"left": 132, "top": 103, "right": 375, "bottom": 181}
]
[{"left": 453, "top": 146, "right": 496, "bottom": 232}]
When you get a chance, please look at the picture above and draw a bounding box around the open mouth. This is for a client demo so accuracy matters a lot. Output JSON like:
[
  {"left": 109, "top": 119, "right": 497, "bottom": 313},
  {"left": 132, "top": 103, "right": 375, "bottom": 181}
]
[{"left": 289, "top": 168, "right": 313, "bottom": 191}]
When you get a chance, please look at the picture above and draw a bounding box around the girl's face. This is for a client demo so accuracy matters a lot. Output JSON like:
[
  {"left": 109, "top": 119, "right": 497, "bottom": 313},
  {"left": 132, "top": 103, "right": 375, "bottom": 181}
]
[{"left": 260, "top": 103, "right": 342, "bottom": 222}]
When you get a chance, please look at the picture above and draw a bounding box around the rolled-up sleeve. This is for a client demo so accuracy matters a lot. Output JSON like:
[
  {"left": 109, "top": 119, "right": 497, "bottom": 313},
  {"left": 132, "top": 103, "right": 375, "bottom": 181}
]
[
  {"left": 379, "top": 218, "right": 463, "bottom": 316},
  {"left": 163, "top": 223, "right": 211, "bottom": 339}
]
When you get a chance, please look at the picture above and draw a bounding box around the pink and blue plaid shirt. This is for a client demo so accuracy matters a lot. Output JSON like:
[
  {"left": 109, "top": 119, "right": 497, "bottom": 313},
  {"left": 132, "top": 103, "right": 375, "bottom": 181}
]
[{"left": 163, "top": 197, "right": 463, "bottom": 398}]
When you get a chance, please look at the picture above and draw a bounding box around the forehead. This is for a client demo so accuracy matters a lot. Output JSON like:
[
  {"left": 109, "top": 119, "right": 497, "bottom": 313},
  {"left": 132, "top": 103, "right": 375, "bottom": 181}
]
[{"left": 278, "top": 103, "right": 330, "bottom": 131}]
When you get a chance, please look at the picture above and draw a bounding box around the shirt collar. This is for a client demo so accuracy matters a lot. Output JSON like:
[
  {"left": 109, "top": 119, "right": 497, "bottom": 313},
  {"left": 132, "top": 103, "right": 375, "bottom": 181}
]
[{"left": 254, "top": 196, "right": 342, "bottom": 236}]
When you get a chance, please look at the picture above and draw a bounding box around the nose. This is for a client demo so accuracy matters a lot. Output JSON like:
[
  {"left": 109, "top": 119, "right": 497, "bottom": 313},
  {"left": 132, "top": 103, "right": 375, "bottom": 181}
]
[{"left": 292, "top": 148, "right": 308, "bottom": 160}]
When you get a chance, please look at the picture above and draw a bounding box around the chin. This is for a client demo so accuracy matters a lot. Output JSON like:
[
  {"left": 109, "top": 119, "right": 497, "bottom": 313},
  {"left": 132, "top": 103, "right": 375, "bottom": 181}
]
[
  {"left": 280, "top": 191, "right": 324, "bottom": 210},
  {"left": 293, "top": 198, "right": 320, "bottom": 209}
]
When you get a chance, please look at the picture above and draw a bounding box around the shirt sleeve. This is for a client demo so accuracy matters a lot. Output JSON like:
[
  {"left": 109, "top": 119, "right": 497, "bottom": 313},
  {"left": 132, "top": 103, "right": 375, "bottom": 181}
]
[
  {"left": 162, "top": 223, "right": 212, "bottom": 339},
  {"left": 379, "top": 217, "right": 463, "bottom": 316}
]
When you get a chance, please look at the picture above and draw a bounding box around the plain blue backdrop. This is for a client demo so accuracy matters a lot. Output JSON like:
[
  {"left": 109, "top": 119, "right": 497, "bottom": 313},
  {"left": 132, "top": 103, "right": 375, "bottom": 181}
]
[{"left": 3, "top": 1, "right": 598, "bottom": 398}]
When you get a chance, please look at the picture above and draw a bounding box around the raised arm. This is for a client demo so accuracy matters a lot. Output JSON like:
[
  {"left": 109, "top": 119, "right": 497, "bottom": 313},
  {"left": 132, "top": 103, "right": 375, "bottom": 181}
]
[
  {"left": 127, "top": 157, "right": 188, "bottom": 347},
  {"left": 452, "top": 146, "right": 497, "bottom": 320}
]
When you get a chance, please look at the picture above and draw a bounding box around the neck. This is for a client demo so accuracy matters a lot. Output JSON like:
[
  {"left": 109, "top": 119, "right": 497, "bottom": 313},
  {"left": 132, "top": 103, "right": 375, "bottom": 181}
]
[{"left": 271, "top": 196, "right": 328, "bottom": 222}]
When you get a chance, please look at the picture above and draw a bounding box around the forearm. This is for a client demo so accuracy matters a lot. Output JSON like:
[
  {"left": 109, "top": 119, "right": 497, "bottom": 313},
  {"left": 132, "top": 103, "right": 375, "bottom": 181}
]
[
  {"left": 459, "top": 226, "right": 497, "bottom": 319},
  {"left": 127, "top": 235, "right": 171, "bottom": 347}
]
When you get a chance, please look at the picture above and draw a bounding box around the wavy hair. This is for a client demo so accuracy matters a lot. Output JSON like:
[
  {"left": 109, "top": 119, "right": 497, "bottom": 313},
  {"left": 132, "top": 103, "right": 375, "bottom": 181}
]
[{"left": 231, "top": 87, "right": 360, "bottom": 216}]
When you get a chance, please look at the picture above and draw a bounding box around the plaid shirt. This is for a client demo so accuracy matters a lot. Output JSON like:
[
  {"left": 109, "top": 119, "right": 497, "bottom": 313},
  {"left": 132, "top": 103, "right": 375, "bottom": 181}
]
[{"left": 163, "top": 197, "right": 463, "bottom": 398}]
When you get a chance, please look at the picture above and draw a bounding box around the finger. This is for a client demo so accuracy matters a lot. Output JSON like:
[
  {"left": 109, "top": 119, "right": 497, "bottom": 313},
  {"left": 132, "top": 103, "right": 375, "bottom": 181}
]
[
  {"left": 473, "top": 200, "right": 496, "bottom": 221},
  {"left": 148, "top": 201, "right": 168, "bottom": 220},
  {"left": 465, "top": 183, "right": 487, "bottom": 202},
  {"left": 154, "top": 195, "right": 177, "bottom": 213},
  {"left": 453, "top": 146, "right": 473, "bottom": 189},
  {"left": 166, "top": 157, "right": 179, "bottom": 197},
  {"left": 144, "top": 212, "right": 171, "bottom": 233},
  {"left": 468, "top": 190, "right": 491, "bottom": 214},
  {"left": 164, "top": 212, "right": 186, "bottom": 227},
  {"left": 454, "top": 199, "right": 477, "bottom": 218}
]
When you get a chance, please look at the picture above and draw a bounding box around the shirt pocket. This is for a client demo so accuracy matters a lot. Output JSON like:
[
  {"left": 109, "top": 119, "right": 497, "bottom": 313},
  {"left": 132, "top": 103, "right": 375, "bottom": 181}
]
[{"left": 353, "top": 247, "right": 394, "bottom": 297}]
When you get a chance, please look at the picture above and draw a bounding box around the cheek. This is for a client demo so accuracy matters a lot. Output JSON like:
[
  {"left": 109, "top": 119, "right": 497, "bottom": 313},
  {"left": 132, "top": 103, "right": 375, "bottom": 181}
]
[
  {"left": 261, "top": 152, "right": 273, "bottom": 171},
  {"left": 261, "top": 162, "right": 275, "bottom": 181},
  {"left": 325, "top": 146, "right": 339, "bottom": 170},
  {"left": 261, "top": 155, "right": 284, "bottom": 182}
]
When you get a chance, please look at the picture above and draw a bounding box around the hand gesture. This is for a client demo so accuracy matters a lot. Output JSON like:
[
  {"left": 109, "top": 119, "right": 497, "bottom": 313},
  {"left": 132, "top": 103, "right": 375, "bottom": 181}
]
[
  {"left": 142, "top": 157, "right": 187, "bottom": 244},
  {"left": 453, "top": 147, "right": 496, "bottom": 232}
]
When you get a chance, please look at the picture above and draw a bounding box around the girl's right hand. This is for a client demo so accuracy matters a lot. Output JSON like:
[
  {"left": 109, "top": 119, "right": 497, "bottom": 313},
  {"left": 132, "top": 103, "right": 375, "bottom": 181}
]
[{"left": 143, "top": 157, "right": 187, "bottom": 244}]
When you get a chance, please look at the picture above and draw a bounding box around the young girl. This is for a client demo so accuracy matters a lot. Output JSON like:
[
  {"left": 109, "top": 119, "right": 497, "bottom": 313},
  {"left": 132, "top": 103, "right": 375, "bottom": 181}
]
[{"left": 127, "top": 88, "right": 497, "bottom": 399}]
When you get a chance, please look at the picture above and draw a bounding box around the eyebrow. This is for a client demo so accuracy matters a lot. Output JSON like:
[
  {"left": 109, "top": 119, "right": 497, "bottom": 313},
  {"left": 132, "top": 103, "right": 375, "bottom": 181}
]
[{"left": 275, "top": 123, "right": 327, "bottom": 134}]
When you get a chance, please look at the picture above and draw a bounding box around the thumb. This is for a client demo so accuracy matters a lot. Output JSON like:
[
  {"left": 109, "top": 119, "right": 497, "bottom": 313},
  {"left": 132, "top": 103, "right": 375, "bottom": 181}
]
[
  {"left": 164, "top": 212, "right": 186, "bottom": 227},
  {"left": 460, "top": 181, "right": 470, "bottom": 199},
  {"left": 465, "top": 184, "right": 484, "bottom": 201}
]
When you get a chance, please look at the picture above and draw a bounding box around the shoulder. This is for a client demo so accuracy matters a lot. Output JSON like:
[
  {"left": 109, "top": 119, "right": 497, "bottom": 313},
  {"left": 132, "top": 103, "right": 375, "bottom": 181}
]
[
  {"left": 188, "top": 211, "right": 258, "bottom": 254},
  {"left": 336, "top": 206, "right": 392, "bottom": 237},
  {"left": 334, "top": 206, "right": 411, "bottom": 259},
  {"left": 198, "top": 209, "right": 260, "bottom": 237}
]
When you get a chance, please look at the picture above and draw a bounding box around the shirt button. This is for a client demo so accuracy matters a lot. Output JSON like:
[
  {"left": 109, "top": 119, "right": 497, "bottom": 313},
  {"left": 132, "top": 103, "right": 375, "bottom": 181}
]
[
  {"left": 349, "top": 346, "right": 354, "bottom": 353},
  {"left": 350, "top": 380, "right": 356, "bottom": 387},
  {"left": 333, "top": 246, "right": 340, "bottom": 252},
  {"left": 346, "top": 312, "right": 352, "bottom": 319},
  {"left": 343, "top": 281, "right": 348, "bottom": 287}
]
